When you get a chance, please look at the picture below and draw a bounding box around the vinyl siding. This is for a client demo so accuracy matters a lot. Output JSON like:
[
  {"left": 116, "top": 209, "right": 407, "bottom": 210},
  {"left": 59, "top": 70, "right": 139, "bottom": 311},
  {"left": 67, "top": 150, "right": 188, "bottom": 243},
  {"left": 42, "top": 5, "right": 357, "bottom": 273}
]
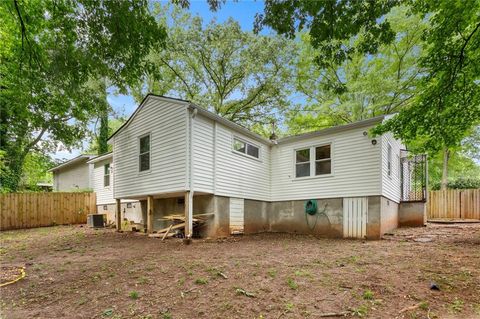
[
  {"left": 214, "top": 123, "right": 271, "bottom": 201},
  {"left": 381, "top": 133, "right": 403, "bottom": 203},
  {"left": 192, "top": 115, "right": 215, "bottom": 193},
  {"left": 113, "top": 98, "right": 188, "bottom": 198},
  {"left": 92, "top": 158, "right": 114, "bottom": 205},
  {"left": 271, "top": 126, "right": 382, "bottom": 201},
  {"left": 53, "top": 161, "right": 91, "bottom": 191}
]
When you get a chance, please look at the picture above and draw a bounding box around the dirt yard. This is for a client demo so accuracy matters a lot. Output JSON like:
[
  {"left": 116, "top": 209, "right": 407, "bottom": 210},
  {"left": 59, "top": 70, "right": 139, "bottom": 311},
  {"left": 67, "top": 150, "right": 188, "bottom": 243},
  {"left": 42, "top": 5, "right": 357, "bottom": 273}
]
[{"left": 0, "top": 223, "right": 479, "bottom": 319}]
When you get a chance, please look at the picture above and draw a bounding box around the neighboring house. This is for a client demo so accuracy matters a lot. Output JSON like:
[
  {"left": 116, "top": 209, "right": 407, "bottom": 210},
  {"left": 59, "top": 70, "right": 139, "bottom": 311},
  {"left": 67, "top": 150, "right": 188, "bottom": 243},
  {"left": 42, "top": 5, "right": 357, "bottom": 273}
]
[
  {"left": 49, "top": 153, "right": 141, "bottom": 225},
  {"left": 86, "top": 153, "right": 142, "bottom": 225},
  {"left": 49, "top": 154, "right": 96, "bottom": 191},
  {"left": 107, "top": 94, "right": 427, "bottom": 239}
]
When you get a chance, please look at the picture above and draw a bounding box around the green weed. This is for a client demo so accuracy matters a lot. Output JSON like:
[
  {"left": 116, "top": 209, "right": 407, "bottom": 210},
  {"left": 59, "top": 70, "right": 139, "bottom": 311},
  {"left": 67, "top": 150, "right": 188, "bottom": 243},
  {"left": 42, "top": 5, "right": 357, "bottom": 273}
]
[
  {"left": 129, "top": 291, "right": 139, "bottom": 300},
  {"left": 362, "top": 289, "right": 374, "bottom": 300},
  {"left": 286, "top": 278, "right": 298, "bottom": 290},
  {"left": 195, "top": 277, "right": 208, "bottom": 285}
]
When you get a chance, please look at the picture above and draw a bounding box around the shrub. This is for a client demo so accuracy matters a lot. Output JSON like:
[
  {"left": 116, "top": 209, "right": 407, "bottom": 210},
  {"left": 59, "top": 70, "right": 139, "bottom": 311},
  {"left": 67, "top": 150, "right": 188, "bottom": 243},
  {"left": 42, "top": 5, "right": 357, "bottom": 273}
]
[{"left": 431, "top": 177, "right": 480, "bottom": 190}]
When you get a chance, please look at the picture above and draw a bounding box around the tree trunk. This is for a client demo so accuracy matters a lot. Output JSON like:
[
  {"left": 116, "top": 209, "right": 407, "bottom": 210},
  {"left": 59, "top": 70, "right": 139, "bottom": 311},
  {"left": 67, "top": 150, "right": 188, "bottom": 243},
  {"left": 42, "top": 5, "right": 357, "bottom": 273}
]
[
  {"left": 97, "top": 80, "right": 109, "bottom": 155},
  {"left": 98, "top": 107, "right": 109, "bottom": 155},
  {"left": 441, "top": 147, "right": 450, "bottom": 190}
]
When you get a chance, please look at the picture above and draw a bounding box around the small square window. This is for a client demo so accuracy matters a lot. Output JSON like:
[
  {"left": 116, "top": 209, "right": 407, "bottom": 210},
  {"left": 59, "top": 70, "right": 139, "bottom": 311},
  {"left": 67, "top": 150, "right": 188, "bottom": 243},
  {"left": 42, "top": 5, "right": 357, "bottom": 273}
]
[
  {"left": 315, "top": 160, "right": 331, "bottom": 175},
  {"left": 103, "top": 205, "right": 108, "bottom": 211},
  {"left": 296, "top": 148, "right": 310, "bottom": 163},
  {"left": 296, "top": 163, "right": 310, "bottom": 177},
  {"left": 233, "top": 139, "right": 246, "bottom": 153},
  {"left": 316, "top": 145, "right": 330, "bottom": 160},
  {"left": 126, "top": 203, "right": 132, "bottom": 208}
]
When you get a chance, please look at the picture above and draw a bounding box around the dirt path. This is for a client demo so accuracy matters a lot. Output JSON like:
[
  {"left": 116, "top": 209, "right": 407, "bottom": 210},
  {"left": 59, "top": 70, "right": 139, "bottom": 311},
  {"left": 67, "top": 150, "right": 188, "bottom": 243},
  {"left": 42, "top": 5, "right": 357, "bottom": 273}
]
[{"left": 0, "top": 223, "right": 479, "bottom": 318}]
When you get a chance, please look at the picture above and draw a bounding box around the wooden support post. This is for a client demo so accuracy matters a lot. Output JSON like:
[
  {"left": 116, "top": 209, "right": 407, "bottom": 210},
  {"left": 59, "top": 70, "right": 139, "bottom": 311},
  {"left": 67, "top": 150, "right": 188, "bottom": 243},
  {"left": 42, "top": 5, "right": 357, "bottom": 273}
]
[
  {"left": 115, "top": 199, "right": 121, "bottom": 232},
  {"left": 147, "top": 195, "right": 154, "bottom": 234},
  {"left": 184, "top": 191, "right": 193, "bottom": 241}
]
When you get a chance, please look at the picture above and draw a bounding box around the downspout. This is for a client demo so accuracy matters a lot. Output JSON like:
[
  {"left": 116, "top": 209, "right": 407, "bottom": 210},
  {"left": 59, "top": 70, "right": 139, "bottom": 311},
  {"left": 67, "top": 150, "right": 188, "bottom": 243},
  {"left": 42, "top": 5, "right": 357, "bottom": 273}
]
[{"left": 187, "top": 105, "right": 197, "bottom": 238}]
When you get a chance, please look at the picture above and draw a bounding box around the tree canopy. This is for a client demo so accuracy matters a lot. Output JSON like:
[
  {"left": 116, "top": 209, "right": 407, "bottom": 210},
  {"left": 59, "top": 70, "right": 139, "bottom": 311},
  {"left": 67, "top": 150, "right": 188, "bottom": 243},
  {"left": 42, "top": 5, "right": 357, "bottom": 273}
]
[
  {"left": 132, "top": 4, "right": 296, "bottom": 129},
  {"left": 0, "top": 0, "right": 166, "bottom": 191},
  {"left": 286, "top": 6, "right": 426, "bottom": 134}
]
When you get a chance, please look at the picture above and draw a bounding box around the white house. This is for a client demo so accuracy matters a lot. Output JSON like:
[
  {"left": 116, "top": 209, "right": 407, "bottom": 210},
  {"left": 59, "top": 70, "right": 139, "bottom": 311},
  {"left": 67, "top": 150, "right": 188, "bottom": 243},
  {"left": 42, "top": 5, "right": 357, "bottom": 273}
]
[
  {"left": 107, "top": 94, "right": 426, "bottom": 239},
  {"left": 49, "top": 154, "right": 96, "bottom": 191},
  {"left": 86, "top": 153, "right": 142, "bottom": 225},
  {"left": 49, "top": 153, "right": 142, "bottom": 225}
]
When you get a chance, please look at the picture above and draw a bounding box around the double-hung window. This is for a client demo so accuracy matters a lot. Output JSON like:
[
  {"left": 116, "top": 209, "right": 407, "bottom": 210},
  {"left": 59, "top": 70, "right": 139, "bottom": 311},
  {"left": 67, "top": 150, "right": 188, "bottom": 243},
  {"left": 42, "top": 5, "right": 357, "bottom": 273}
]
[
  {"left": 295, "top": 144, "right": 332, "bottom": 178},
  {"left": 233, "top": 137, "right": 260, "bottom": 159},
  {"left": 315, "top": 145, "right": 331, "bottom": 175},
  {"left": 104, "top": 163, "right": 110, "bottom": 187},
  {"left": 139, "top": 134, "right": 150, "bottom": 172}
]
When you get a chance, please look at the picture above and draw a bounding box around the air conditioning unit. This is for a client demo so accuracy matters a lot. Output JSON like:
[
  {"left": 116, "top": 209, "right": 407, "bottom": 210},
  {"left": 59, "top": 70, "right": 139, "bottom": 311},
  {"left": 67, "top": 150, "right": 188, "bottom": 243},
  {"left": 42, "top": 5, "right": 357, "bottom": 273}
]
[{"left": 87, "top": 214, "right": 105, "bottom": 228}]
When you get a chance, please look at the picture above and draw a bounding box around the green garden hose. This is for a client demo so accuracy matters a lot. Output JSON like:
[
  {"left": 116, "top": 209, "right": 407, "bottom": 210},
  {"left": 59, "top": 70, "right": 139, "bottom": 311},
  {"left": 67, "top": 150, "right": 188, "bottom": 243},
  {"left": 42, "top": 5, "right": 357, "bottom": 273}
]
[{"left": 304, "top": 200, "right": 328, "bottom": 230}]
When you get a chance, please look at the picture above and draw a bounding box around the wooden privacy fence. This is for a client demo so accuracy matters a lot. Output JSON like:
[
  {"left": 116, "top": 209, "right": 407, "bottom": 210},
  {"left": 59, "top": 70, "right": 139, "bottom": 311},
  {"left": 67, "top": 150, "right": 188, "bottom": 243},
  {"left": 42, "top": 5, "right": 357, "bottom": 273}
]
[
  {"left": 427, "top": 189, "right": 480, "bottom": 220},
  {"left": 0, "top": 192, "right": 97, "bottom": 231}
]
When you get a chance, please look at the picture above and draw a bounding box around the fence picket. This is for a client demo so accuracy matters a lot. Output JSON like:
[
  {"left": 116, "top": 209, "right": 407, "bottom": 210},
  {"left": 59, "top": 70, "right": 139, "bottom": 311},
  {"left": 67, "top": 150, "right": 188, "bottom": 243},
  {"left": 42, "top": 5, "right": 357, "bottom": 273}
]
[
  {"left": 0, "top": 192, "right": 95, "bottom": 230},
  {"left": 428, "top": 189, "right": 480, "bottom": 220}
]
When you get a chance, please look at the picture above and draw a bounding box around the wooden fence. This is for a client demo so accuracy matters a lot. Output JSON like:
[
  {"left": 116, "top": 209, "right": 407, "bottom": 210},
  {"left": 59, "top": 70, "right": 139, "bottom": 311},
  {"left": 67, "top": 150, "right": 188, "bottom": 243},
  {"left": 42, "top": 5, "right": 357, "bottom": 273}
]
[
  {"left": 427, "top": 189, "right": 480, "bottom": 220},
  {"left": 0, "top": 192, "right": 97, "bottom": 231}
]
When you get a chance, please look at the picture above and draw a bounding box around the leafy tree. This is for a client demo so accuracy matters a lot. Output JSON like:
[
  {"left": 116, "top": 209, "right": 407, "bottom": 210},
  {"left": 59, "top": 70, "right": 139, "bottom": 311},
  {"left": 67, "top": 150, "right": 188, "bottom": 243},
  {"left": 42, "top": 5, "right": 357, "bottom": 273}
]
[
  {"left": 286, "top": 7, "right": 426, "bottom": 134},
  {"left": 377, "top": 1, "right": 480, "bottom": 189},
  {"left": 239, "top": 0, "right": 479, "bottom": 189},
  {"left": 19, "top": 152, "right": 55, "bottom": 191},
  {"left": 86, "top": 117, "right": 126, "bottom": 154},
  {"left": 133, "top": 4, "right": 296, "bottom": 129},
  {"left": 0, "top": 0, "right": 166, "bottom": 191}
]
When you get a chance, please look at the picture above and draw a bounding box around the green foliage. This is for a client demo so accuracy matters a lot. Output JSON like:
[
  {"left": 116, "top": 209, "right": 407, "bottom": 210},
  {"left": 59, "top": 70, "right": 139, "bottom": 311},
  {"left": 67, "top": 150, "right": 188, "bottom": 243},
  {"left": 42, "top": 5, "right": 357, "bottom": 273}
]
[
  {"left": 86, "top": 117, "right": 126, "bottom": 154},
  {"left": 286, "top": 7, "right": 426, "bottom": 134},
  {"left": 255, "top": 0, "right": 397, "bottom": 68},
  {"left": 362, "top": 289, "right": 374, "bottom": 300},
  {"left": 0, "top": 0, "right": 166, "bottom": 191},
  {"left": 129, "top": 291, "right": 139, "bottom": 299},
  {"left": 194, "top": 277, "right": 208, "bottom": 285},
  {"left": 133, "top": 4, "right": 296, "bottom": 132},
  {"left": 286, "top": 277, "right": 298, "bottom": 290},
  {"left": 431, "top": 178, "right": 480, "bottom": 191},
  {"left": 18, "top": 152, "right": 55, "bottom": 191},
  {"left": 374, "top": 0, "right": 480, "bottom": 153}
]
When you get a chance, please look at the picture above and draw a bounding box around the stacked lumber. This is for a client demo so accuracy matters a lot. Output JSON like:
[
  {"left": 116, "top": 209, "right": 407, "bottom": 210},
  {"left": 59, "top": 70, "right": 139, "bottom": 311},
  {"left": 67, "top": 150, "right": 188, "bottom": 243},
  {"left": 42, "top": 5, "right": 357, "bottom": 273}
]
[{"left": 148, "top": 213, "right": 213, "bottom": 240}]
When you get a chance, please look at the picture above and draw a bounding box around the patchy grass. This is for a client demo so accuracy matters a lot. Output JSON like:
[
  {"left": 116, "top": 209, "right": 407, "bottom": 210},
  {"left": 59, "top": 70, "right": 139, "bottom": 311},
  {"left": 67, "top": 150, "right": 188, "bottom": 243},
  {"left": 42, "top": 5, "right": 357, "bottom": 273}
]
[{"left": 0, "top": 224, "right": 479, "bottom": 318}]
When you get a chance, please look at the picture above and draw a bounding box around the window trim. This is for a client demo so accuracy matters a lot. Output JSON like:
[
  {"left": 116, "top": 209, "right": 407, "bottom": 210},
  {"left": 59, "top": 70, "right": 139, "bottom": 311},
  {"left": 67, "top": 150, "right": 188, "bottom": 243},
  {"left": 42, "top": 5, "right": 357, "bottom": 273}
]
[
  {"left": 103, "top": 163, "right": 110, "bottom": 188},
  {"left": 231, "top": 136, "right": 261, "bottom": 161},
  {"left": 387, "top": 143, "right": 392, "bottom": 178},
  {"left": 293, "top": 142, "right": 334, "bottom": 180},
  {"left": 138, "top": 133, "right": 151, "bottom": 173}
]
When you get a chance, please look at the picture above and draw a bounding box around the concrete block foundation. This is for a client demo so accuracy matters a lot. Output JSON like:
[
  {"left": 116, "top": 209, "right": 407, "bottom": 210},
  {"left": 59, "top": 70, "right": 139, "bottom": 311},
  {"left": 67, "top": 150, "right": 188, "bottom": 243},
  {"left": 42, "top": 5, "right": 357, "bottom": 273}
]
[
  {"left": 116, "top": 194, "right": 426, "bottom": 240},
  {"left": 399, "top": 202, "right": 426, "bottom": 227}
]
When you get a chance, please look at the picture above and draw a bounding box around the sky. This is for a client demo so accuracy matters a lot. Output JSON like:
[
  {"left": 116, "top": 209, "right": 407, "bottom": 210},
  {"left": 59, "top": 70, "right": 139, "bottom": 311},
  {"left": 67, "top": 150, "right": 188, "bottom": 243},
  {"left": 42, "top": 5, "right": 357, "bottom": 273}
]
[{"left": 54, "top": 0, "right": 266, "bottom": 160}]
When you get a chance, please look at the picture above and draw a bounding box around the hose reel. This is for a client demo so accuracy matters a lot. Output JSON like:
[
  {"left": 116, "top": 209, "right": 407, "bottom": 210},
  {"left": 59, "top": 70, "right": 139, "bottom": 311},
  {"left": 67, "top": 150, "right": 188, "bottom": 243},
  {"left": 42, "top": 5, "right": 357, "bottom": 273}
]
[{"left": 304, "top": 199, "right": 328, "bottom": 230}]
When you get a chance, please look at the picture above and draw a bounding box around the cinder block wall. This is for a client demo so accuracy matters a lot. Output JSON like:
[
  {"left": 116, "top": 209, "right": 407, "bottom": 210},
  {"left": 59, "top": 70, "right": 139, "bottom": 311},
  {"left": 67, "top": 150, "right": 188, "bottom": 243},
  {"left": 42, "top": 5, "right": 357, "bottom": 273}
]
[
  {"left": 244, "top": 198, "right": 344, "bottom": 238},
  {"left": 399, "top": 202, "right": 426, "bottom": 227}
]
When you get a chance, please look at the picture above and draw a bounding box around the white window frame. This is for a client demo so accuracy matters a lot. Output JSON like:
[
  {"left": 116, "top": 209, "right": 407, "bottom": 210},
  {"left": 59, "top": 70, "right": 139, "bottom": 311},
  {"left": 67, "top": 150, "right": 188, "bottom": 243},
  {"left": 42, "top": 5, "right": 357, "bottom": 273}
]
[
  {"left": 138, "top": 133, "right": 151, "bottom": 173},
  {"left": 103, "top": 163, "right": 110, "bottom": 188},
  {"left": 293, "top": 143, "right": 333, "bottom": 180},
  {"left": 387, "top": 143, "right": 392, "bottom": 177},
  {"left": 232, "top": 136, "right": 261, "bottom": 161}
]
